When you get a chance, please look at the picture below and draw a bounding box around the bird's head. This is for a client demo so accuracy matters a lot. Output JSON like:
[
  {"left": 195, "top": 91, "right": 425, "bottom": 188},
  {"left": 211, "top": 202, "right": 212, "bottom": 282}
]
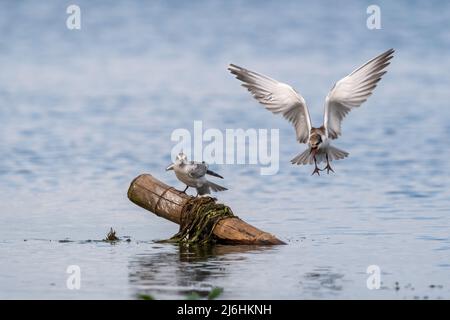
[
  {"left": 175, "top": 151, "right": 188, "bottom": 163},
  {"left": 309, "top": 133, "right": 322, "bottom": 150},
  {"left": 166, "top": 151, "right": 188, "bottom": 171}
]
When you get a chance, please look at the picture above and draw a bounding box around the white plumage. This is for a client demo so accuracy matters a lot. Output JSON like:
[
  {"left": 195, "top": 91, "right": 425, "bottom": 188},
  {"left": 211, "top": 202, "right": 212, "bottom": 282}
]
[
  {"left": 228, "top": 49, "right": 394, "bottom": 175},
  {"left": 166, "top": 152, "right": 227, "bottom": 195}
]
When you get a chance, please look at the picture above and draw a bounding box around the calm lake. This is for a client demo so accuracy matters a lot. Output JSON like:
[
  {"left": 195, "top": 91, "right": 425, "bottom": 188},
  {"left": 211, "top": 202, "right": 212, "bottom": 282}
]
[{"left": 0, "top": 0, "right": 449, "bottom": 299}]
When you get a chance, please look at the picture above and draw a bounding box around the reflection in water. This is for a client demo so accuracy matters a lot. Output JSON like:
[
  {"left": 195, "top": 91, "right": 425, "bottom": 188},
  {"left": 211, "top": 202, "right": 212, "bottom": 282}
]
[
  {"left": 128, "top": 244, "right": 273, "bottom": 299},
  {"left": 301, "top": 267, "right": 345, "bottom": 297}
]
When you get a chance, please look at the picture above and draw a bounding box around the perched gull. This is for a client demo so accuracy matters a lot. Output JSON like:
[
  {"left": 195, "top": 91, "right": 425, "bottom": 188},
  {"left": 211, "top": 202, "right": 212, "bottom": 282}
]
[
  {"left": 228, "top": 49, "right": 394, "bottom": 175},
  {"left": 166, "top": 152, "right": 227, "bottom": 196}
]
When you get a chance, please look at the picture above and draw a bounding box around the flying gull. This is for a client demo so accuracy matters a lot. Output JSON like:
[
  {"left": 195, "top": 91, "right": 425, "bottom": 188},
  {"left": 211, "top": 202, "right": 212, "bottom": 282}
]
[{"left": 228, "top": 49, "right": 394, "bottom": 175}]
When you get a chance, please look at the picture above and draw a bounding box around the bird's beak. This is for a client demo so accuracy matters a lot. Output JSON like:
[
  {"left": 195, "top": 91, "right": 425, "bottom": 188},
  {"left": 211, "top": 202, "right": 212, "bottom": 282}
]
[{"left": 166, "top": 164, "right": 174, "bottom": 171}]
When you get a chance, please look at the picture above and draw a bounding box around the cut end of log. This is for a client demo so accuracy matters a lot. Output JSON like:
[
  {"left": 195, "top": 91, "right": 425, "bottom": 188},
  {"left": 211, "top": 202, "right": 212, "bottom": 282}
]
[{"left": 128, "top": 174, "right": 286, "bottom": 245}]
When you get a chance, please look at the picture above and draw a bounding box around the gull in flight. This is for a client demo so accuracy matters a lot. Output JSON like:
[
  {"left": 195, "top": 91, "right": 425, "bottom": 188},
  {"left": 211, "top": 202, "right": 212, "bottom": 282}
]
[
  {"left": 166, "top": 151, "right": 227, "bottom": 196},
  {"left": 228, "top": 49, "right": 394, "bottom": 175}
]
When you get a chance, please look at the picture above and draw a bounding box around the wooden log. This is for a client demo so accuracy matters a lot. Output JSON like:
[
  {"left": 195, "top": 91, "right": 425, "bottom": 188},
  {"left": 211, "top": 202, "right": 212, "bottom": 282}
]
[{"left": 127, "top": 174, "right": 286, "bottom": 245}]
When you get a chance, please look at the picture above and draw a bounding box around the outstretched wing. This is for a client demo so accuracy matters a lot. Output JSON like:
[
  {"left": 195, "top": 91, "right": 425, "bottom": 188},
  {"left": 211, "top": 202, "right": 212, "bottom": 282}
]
[
  {"left": 323, "top": 49, "right": 394, "bottom": 139},
  {"left": 228, "top": 64, "right": 312, "bottom": 144}
]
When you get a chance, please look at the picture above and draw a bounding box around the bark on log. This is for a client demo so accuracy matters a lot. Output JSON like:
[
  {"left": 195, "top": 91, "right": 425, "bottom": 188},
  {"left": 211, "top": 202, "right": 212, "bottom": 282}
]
[{"left": 127, "top": 174, "right": 285, "bottom": 245}]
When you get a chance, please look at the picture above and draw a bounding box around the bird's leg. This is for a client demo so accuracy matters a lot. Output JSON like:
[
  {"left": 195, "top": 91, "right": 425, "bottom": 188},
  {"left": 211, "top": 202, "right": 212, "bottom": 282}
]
[
  {"left": 311, "top": 156, "right": 321, "bottom": 176},
  {"left": 182, "top": 185, "right": 189, "bottom": 194},
  {"left": 324, "top": 154, "right": 334, "bottom": 174}
]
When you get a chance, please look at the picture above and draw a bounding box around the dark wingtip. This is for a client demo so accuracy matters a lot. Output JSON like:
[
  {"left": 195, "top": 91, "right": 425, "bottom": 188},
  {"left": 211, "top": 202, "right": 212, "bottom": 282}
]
[
  {"left": 206, "top": 169, "right": 224, "bottom": 179},
  {"left": 385, "top": 48, "right": 395, "bottom": 57},
  {"left": 228, "top": 63, "right": 242, "bottom": 75}
]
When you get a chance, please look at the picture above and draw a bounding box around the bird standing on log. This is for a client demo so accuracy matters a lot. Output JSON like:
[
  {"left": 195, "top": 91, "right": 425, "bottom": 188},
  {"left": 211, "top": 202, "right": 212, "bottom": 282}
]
[
  {"left": 166, "top": 152, "right": 227, "bottom": 196},
  {"left": 228, "top": 49, "right": 394, "bottom": 175}
]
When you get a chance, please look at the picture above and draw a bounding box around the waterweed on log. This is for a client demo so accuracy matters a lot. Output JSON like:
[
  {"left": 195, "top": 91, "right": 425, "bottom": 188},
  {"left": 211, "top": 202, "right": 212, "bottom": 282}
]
[
  {"left": 127, "top": 174, "right": 285, "bottom": 245},
  {"left": 104, "top": 227, "right": 119, "bottom": 241},
  {"left": 168, "top": 196, "right": 236, "bottom": 244}
]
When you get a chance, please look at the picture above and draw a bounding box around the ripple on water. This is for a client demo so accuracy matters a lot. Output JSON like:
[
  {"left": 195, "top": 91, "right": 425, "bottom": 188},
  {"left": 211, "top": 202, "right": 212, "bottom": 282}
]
[{"left": 0, "top": 1, "right": 450, "bottom": 299}]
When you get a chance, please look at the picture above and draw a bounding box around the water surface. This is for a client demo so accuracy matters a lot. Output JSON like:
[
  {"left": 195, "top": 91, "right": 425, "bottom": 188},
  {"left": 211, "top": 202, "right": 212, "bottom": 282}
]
[{"left": 0, "top": 0, "right": 449, "bottom": 299}]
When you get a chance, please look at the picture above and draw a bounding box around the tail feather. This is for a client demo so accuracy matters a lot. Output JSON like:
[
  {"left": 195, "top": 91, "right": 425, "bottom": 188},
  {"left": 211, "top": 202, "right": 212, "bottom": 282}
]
[
  {"left": 208, "top": 181, "right": 228, "bottom": 192},
  {"left": 327, "top": 146, "right": 349, "bottom": 161},
  {"left": 291, "top": 146, "right": 349, "bottom": 165},
  {"left": 196, "top": 181, "right": 228, "bottom": 196},
  {"left": 291, "top": 148, "right": 314, "bottom": 165}
]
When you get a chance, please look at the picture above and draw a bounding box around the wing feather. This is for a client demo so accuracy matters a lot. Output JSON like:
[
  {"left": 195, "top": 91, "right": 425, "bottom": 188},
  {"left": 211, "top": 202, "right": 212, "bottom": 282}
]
[
  {"left": 324, "top": 49, "right": 394, "bottom": 139},
  {"left": 186, "top": 162, "right": 208, "bottom": 179},
  {"left": 228, "top": 64, "right": 312, "bottom": 144}
]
